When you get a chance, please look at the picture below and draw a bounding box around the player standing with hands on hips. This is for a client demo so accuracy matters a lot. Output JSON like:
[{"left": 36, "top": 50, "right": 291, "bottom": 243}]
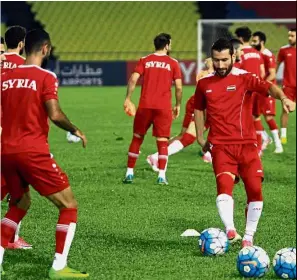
[
  {"left": 194, "top": 38, "right": 295, "bottom": 248},
  {"left": 123, "top": 33, "right": 182, "bottom": 185}
]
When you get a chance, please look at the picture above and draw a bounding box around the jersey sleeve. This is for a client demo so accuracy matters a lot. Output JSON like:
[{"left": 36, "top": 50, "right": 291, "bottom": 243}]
[
  {"left": 259, "top": 53, "right": 264, "bottom": 65},
  {"left": 194, "top": 81, "right": 206, "bottom": 110},
  {"left": 277, "top": 48, "right": 285, "bottom": 63},
  {"left": 268, "top": 54, "right": 277, "bottom": 69},
  {"left": 42, "top": 73, "right": 59, "bottom": 102},
  {"left": 245, "top": 73, "right": 271, "bottom": 96},
  {"left": 134, "top": 58, "right": 145, "bottom": 75},
  {"left": 173, "top": 61, "right": 182, "bottom": 80}
]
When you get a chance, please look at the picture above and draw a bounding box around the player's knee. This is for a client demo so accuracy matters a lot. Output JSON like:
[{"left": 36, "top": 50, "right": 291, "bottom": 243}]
[
  {"left": 265, "top": 115, "right": 273, "bottom": 122},
  {"left": 216, "top": 173, "right": 235, "bottom": 196}
]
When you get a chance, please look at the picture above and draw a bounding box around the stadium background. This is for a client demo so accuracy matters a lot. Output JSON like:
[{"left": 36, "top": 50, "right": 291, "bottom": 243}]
[{"left": 1, "top": 1, "right": 296, "bottom": 86}]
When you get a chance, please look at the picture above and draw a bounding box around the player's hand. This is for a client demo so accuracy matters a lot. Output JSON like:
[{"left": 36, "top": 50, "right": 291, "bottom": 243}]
[
  {"left": 73, "top": 129, "right": 87, "bottom": 148},
  {"left": 124, "top": 99, "right": 136, "bottom": 117},
  {"left": 281, "top": 97, "right": 296, "bottom": 113},
  {"left": 172, "top": 105, "right": 180, "bottom": 119}
]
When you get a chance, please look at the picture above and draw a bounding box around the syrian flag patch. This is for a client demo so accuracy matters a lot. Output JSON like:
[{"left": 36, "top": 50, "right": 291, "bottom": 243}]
[{"left": 227, "top": 85, "right": 236, "bottom": 91}]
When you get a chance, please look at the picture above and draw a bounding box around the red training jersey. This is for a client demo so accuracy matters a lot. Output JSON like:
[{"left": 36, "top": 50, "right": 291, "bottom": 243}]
[
  {"left": 194, "top": 67, "right": 271, "bottom": 145},
  {"left": 277, "top": 45, "right": 296, "bottom": 88},
  {"left": 134, "top": 53, "right": 182, "bottom": 110},
  {"left": 261, "top": 48, "right": 277, "bottom": 84},
  {"left": 1, "top": 65, "right": 58, "bottom": 154},
  {"left": 0, "top": 52, "right": 25, "bottom": 73},
  {"left": 240, "top": 46, "right": 264, "bottom": 76}
]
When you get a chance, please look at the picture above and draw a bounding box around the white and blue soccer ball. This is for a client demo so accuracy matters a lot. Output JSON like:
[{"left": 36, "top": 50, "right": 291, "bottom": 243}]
[
  {"left": 273, "top": 248, "right": 296, "bottom": 279},
  {"left": 198, "top": 228, "right": 229, "bottom": 256},
  {"left": 237, "top": 246, "right": 270, "bottom": 278},
  {"left": 66, "top": 132, "right": 81, "bottom": 143}
]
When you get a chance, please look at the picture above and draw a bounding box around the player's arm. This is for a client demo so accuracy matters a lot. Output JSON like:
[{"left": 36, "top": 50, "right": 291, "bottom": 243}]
[
  {"left": 266, "top": 67, "right": 276, "bottom": 82},
  {"left": 172, "top": 78, "right": 182, "bottom": 119},
  {"left": 125, "top": 72, "right": 140, "bottom": 101},
  {"left": 276, "top": 49, "right": 284, "bottom": 73},
  {"left": 45, "top": 99, "right": 87, "bottom": 148},
  {"left": 268, "top": 85, "right": 295, "bottom": 113}
]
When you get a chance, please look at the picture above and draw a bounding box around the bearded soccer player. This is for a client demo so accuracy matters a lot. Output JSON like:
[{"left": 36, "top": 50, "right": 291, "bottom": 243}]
[
  {"left": 146, "top": 58, "right": 213, "bottom": 171},
  {"left": 235, "top": 27, "right": 266, "bottom": 156},
  {"left": 277, "top": 28, "right": 296, "bottom": 144},
  {"left": 194, "top": 38, "right": 295, "bottom": 248},
  {"left": 251, "top": 31, "right": 283, "bottom": 153},
  {"left": 1, "top": 26, "right": 26, "bottom": 72},
  {"left": 229, "top": 38, "right": 243, "bottom": 68},
  {"left": 1, "top": 29, "right": 89, "bottom": 279},
  {"left": 123, "top": 33, "right": 182, "bottom": 185}
]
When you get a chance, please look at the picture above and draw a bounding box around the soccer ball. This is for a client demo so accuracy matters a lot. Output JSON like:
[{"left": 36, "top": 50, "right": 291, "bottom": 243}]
[
  {"left": 273, "top": 247, "right": 296, "bottom": 279},
  {"left": 237, "top": 246, "right": 270, "bottom": 278},
  {"left": 198, "top": 228, "right": 229, "bottom": 256},
  {"left": 66, "top": 132, "right": 81, "bottom": 143}
]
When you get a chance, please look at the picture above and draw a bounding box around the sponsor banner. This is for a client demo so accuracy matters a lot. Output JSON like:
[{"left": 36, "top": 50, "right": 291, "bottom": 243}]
[
  {"left": 126, "top": 60, "right": 198, "bottom": 85},
  {"left": 48, "top": 61, "right": 127, "bottom": 86}
]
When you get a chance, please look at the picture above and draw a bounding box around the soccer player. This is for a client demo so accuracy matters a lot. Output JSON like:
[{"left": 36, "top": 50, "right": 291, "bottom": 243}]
[
  {"left": 1, "top": 26, "right": 32, "bottom": 250},
  {"left": 277, "top": 28, "right": 296, "bottom": 144},
  {"left": 146, "top": 58, "right": 213, "bottom": 171},
  {"left": 123, "top": 33, "right": 182, "bottom": 185},
  {"left": 251, "top": 31, "right": 283, "bottom": 153},
  {"left": 1, "top": 29, "right": 89, "bottom": 279},
  {"left": 235, "top": 27, "right": 266, "bottom": 156},
  {"left": 194, "top": 38, "right": 295, "bottom": 248},
  {"left": 229, "top": 38, "right": 243, "bottom": 68},
  {"left": 1, "top": 26, "right": 26, "bottom": 71}
]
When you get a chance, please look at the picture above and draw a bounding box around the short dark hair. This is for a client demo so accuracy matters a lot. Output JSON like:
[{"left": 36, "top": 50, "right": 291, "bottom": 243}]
[
  {"left": 154, "top": 33, "right": 171, "bottom": 51},
  {"left": 229, "top": 38, "right": 242, "bottom": 50},
  {"left": 25, "top": 29, "right": 51, "bottom": 55},
  {"left": 1, "top": 36, "right": 4, "bottom": 45},
  {"left": 235, "top": 26, "right": 252, "bottom": 42},
  {"left": 253, "top": 31, "right": 266, "bottom": 43},
  {"left": 211, "top": 38, "right": 234, "bottom": 56},
  {"left": 4, "top": 25, "right": 26, "bottom": 49},
  {"left": 289, "top": 28, "right": 296, "bottom": 32}
]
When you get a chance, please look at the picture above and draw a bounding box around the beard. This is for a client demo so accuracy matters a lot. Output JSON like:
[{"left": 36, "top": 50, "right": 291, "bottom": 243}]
[
  {"left": 166, "top": 50, "right": 170, "bottom": 56},
  {"left": 214, "top": 61, "right": 233, "bottom": 77},
  {"left": 19, "top": 48, "right": 24, "bottom": 55},
  {"left": 253, "top": 44, "right": 261, "bottom": 51},
  {"left": 289, "top": 40, "right": 296, "bottom": 46}
]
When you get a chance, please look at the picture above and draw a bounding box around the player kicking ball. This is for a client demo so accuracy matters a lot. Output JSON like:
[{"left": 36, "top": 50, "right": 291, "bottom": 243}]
[
  {"left": 146, "top": 58, "right": 213, "bottom": 172},
  {"left": 194, "top": 38, "right": 295, "bottom": 248},
  {"left": 123, "top": 33, "right": 182, "bottom": 185},
  {"left": 1, "top": 29, "right": 88, "bottom": 278}
]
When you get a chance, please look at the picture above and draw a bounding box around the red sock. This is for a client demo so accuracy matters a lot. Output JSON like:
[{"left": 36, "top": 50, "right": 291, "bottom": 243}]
[
  {"left": 216, "top": 174, "right": 234, "bottom": 196},
  {"left": 243, "top": 177, "right": 263, "bottom": 203},
  {"left": 1, "top": 206, "right": 27, "bottom": 248},
  {"left": 56, "top": 208, "right": 77, "bottom": 254},
  {"left": 157, "top": 140, "right": 168, "bottom": 171},
  {"left": 254, "top": 120, "right": 264, "bottom": 150},
  {"left": 180, "top": 133, "right": 196, "bottom": 148},
  {"left": 267, "top": 119, "right": 278, "bottom": 131},
  {"left": 127, "top": 136, "right": 144, "bottom": 168}
]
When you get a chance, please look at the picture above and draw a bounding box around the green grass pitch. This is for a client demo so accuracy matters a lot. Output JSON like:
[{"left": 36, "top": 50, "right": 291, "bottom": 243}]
[{"left": 1, "top": 86, "right": 296, "bottom": 279}]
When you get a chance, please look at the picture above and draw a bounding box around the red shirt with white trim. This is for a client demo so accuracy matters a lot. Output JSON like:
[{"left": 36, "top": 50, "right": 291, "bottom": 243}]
[
  {"left": 0, "top": 52, "right": 25, "bottom": 73},
  {"left": 134, "top": 53, "right": 182, "bottom": 110},
  {"left": 194, "top": 67, "right": 271, "bottom": 144},
  {"left": 1, "top": 65, "right": 58, "bottom": 154},
  {"left": 240, "top": 46, "right": 264, "bottom": 76},
  {"left": 277, "top": 45, "right": 296, "bottom": 88},
  {"left": 262, "top": 48, "right": 277, "bottom": 84}
]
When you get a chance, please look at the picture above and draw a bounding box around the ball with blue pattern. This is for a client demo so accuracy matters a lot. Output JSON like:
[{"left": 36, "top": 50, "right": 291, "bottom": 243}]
[
  {"left": 237, "top": 246, "right": 270, "bottom": 278},
  {"left": 273, "top": 248, "right": 296, "bottom": 279},
  {"left": 198, "top": 228, "right": 229, "bottom": 256}
]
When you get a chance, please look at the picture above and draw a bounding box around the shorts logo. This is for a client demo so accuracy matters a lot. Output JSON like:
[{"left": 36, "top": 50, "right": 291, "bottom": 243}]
[
  {"left": 257, "top": 170, "right": 262, "bottom": 173},
  {"left": 206, "top": 89, "right": 212, "bottom": 93},
  {"left": 227, "top": 85, "right": 236, "bottom": 91}
]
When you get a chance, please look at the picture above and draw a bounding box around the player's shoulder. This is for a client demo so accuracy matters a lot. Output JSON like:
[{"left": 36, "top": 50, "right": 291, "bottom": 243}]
[
  {"left": 4, "top": 52, "right": 25, "bottom": 61},
  {"left": 262, "top": 48, "right": 273, "bottom": 57},
  {"left": 280, "top": 44, "right": 291, "bottom": 50},
  {"left": 197, "top": 72, "right": 216, "bottom": 84},
  {"left": 231, "top": 67, "right": 250, "bottom": 76},
  {"left": 19, "top": 65, "right": 57, "bottom": 79}
]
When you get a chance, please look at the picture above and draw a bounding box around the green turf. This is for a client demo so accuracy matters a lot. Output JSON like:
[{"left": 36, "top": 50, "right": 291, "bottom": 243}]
[{"left": 1, "top": 86, "right": 296, "bottom": 279}]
